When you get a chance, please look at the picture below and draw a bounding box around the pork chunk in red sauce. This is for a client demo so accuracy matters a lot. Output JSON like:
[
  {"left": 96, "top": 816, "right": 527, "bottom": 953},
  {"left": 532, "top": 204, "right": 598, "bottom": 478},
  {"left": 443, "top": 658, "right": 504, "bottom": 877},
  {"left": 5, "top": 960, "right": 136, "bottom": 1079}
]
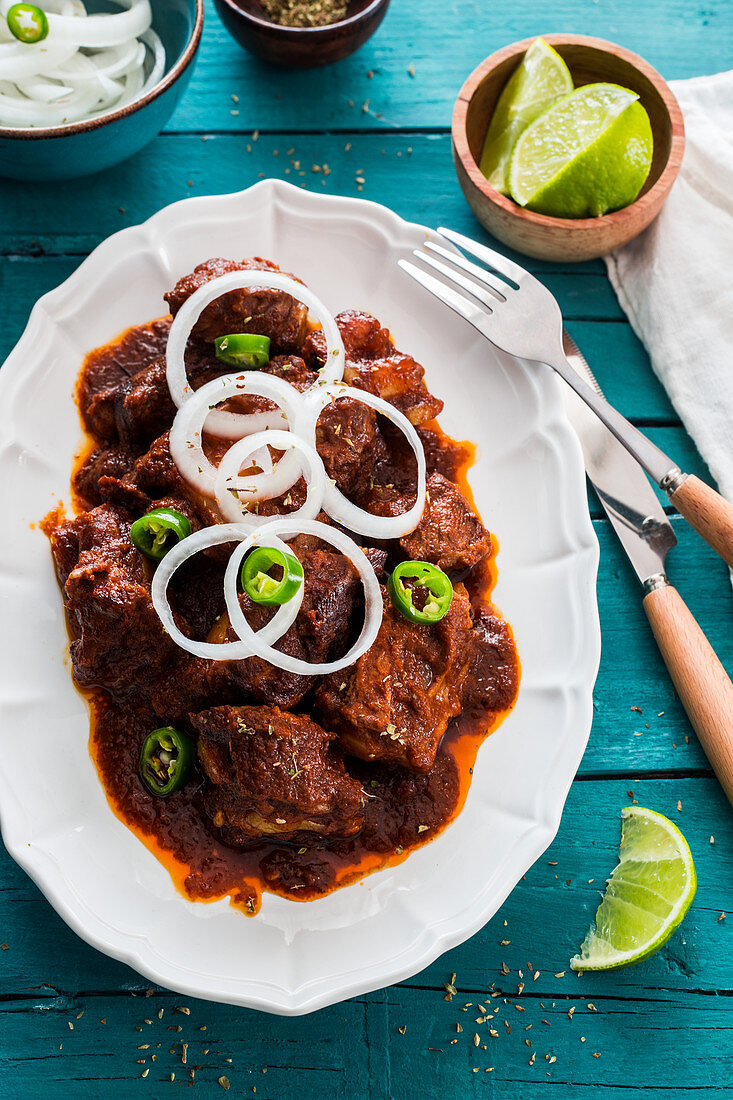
[
  {"left": 307, "top": 310, "right": 443, "bottom": 426},
  {"left": 462, "top": 608, "right": 519, "bottom": 714},
  {"left": 78, "top": 317, "right": 171, "bottom": 434},
  {"left": 50, "top": 503, "right": 178, "bottom": 690},
  {"left": 165, "top": 258, "right": 309, "bottom": 352},
  {"left": 192, "top": 705, "right": 365, "bottom": 842},
  {"left": 212, "top": 547, "right": 369, "bottom": 709},
  {"left": 401, "top": 471, "right": 492, "bottom": 573},
  {"left": 315, "top": 584, "right": 476, "bottom": 772},
  {"left": 315, "top": 396, "right": 380, "bottom": 496},
  {"left": 73, "top": 444, "right": 138, "bottom": 508}
]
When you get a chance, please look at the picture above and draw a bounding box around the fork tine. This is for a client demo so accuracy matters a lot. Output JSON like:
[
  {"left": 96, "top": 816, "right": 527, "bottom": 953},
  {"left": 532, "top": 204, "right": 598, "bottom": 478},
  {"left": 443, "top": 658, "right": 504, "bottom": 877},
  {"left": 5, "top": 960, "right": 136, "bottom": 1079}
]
[
  {"left": 420, "top": 242, "right": 508, "bottom": 302},
  {"left": 437, "top": 227, "right": 529, "bottom": 287},
  {"left": 423, "top": 240, "right": 509, "bottom": 300},
  {"left": 398, "top": 258, "right": 487, "bottom": 327},
  {"left": 413, "top": 249, "right": 496, "bottom": 312}
]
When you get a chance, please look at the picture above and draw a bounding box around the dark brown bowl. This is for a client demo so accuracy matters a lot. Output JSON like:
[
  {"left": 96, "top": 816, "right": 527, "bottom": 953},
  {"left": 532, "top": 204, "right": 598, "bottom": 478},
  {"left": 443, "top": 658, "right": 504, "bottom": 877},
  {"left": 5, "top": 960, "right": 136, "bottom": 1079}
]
[
  {"left": 452, "top": 34, "right": 685, "bottom": 262},
  {"left": 213, "top": 0, "right": 390, "bottom": 68}
]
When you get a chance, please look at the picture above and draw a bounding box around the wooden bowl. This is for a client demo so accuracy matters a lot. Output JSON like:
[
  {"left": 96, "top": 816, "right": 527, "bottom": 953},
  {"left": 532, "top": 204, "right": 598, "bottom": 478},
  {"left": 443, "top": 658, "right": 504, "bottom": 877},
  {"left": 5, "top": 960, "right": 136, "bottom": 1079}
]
[
  {"left": 213, "top": 0, "right": 390, "bottom": 69},
  {"left": 452, "top": 35, "right": 685, "bottom": 262}
]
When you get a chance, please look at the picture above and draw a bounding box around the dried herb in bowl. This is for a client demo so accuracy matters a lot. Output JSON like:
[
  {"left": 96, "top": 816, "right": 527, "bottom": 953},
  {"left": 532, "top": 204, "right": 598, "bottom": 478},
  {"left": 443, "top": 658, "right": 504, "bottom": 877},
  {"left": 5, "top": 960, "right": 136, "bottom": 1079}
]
[{"left": 260, "top": 0, "right": 349, "bottom": 28}]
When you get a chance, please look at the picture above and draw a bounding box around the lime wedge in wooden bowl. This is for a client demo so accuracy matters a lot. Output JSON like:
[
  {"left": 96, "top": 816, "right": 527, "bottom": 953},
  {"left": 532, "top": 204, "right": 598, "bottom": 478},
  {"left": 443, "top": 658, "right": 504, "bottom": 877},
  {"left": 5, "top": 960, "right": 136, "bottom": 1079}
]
[
  {"left": 508, "top": 82, "right": 653, "bottom": 217},
  {"left": 479, "top": 37, "right": 573, "bottom": 194}
]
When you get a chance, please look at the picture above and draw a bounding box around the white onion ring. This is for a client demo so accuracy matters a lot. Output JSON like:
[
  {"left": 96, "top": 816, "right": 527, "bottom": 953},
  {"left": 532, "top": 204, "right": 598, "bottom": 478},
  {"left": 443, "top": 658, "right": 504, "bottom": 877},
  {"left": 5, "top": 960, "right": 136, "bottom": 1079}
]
[
  {"left": 168, "top": 371, "right": 303, "bottom": 499},
  {"left": 299, "top": 382, "right": 427, "bottom": 539},
  {"left": 46, "top": 0, "right": 152, "bottom": 49},
  {"left": 152, "top": 270, "right": 428, "bottom": 674},
  {"left": 165, "top": 270, "right": 346, "bottom": 439},
  {"left": 150, "top": 525, "right": 304, "bottom": 661},
  {"left": 223, "top": 518, "right": 383, "bottom": 676},
  {"left": 215, "top": 429, "right": 325, "bottom": 526}
]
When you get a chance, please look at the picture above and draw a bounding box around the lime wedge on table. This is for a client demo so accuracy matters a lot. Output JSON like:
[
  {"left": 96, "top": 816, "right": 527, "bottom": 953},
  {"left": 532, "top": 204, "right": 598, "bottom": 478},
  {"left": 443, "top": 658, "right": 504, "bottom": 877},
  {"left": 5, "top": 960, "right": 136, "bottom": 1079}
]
[
  {"left": 479, "top": 37, "right": 573, "bottom": 194},
  {"left": 570, "top": 806, "right": 696, "bottom": 971},
  {"left": 508, "top": 83, "right": 653, "bottom": 217}
]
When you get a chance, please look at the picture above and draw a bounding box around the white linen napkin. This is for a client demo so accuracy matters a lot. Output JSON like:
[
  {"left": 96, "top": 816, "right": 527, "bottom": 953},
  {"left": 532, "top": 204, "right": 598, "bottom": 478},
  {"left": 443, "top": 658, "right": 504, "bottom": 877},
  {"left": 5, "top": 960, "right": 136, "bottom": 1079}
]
[{"left": 604, "top": 70, "right": 733, "bottom": 515}]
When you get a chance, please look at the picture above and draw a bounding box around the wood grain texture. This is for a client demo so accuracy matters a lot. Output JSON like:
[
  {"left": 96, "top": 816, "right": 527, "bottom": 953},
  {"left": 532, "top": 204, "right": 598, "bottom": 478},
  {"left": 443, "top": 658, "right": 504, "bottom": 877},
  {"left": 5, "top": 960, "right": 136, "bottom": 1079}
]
[
  {"left": 0, "top": 985, "right": 731, "bottom": 1099},
  {"left": 670, "top": 474, "right": 733, "bottom": 570},
  {"left": 1, "top": 778, "right": 730, "bottom": 1098},
  {"left": 161, "top": 0, "right": 731, "bottom": 135},
  {"left": 644, "top": 584, "right": 733, "bottom": 805}
]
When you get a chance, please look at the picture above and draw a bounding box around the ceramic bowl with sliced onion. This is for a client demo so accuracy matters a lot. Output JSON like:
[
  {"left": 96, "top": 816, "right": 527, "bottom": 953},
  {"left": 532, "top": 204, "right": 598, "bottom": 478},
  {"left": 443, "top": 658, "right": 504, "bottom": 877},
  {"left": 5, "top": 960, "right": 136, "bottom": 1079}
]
[{"left": 0, "top": 0, "right": 203, "bottom": 180}]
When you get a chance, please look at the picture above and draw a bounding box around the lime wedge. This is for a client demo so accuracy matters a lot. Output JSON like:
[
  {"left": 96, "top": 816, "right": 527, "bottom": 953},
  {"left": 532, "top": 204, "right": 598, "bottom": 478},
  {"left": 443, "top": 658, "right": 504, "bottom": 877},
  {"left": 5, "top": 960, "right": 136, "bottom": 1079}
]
[
  {"left": 570, "top": 806, "right": 696, "bottom": 971},
  {"left": 508, "top": 82, "right": 653, "bottom": 217},
  {"left": 479, "top": 38, "right": 573, "bottom": 194}
]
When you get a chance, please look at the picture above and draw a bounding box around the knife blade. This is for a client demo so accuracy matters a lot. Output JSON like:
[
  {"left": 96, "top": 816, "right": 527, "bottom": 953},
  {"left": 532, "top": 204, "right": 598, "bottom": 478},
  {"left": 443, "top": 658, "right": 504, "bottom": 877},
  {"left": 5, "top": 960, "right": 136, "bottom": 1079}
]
[
  {"left": 561, "top": 331, "right": 676, "bottom": 590},
  {"left": 560, "top": 330, "right": 733, "bottom": 808}
]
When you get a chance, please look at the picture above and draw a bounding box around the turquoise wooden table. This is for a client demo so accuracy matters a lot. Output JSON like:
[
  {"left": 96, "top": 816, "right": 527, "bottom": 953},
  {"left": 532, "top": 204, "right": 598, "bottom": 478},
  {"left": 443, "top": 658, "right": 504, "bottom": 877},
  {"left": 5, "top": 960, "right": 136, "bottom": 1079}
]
[{"left": 1, "top": 2, "right": 732, "bottom": 1095}]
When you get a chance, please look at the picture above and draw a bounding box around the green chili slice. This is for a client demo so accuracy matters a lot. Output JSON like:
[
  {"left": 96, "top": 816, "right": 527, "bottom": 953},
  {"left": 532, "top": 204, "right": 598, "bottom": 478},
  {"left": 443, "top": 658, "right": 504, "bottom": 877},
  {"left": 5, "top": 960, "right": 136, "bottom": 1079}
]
[
  {"left": 140, "top": 727, "right": 193, "bottom": 797},
  {"left": 130, "top": 507, "right": 192, "bottom": 561},
  {"left": 388, "top": 560, "right": 453, "bottom": 624},
  {"left": 214, "top": 333, "right": 271, "bottom": 369},
  {"left": 241, "top": 545, "right": 304, "bottom": 606},
  {"left": 6, "top": 2, "right": 48, "bottom": 42}
]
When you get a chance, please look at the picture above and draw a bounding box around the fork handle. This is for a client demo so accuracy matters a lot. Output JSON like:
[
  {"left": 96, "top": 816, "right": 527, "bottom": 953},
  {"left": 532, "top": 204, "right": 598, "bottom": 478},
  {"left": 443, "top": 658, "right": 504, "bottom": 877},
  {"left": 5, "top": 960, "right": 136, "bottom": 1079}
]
[
  {"left": 553, "top": 352, "right": 733, "bottom": 569},
  {"left": 644, "top": 581, "right": 733, "bottom": 806},
  {"left": 666, "top": 475, "right": 733, "bottom": 571}
]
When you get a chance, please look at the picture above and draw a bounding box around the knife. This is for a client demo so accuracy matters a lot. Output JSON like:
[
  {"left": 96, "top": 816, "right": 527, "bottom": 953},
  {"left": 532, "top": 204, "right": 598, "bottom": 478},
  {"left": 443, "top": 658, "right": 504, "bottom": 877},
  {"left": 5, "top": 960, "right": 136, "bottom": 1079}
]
[{"left": 561, "top": 331, "right": 733, "bottom": 807}]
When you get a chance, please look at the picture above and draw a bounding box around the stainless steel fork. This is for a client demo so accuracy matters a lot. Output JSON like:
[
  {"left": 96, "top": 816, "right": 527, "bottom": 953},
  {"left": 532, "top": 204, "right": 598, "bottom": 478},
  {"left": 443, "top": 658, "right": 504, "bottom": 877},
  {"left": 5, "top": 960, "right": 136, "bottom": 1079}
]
[{"left": 400, "top": 227, "right": 733, "bottom": 570}]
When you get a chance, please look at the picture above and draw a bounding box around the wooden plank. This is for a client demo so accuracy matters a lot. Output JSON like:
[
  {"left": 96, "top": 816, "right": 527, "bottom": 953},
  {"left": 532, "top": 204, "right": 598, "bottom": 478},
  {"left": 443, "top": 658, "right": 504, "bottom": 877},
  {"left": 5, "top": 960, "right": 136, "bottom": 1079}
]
[
  {"left": 0, "top": 776, "right": 729, "bottom": 1003},
  {"left": 0, "top": 132, "right": 606, "bottom": 278},
  {"left": 161, "top": 0, "right": 731, "bottom": 135},
  {"left": 0, "top": 982, "right": 730, "bottom": 1099}
]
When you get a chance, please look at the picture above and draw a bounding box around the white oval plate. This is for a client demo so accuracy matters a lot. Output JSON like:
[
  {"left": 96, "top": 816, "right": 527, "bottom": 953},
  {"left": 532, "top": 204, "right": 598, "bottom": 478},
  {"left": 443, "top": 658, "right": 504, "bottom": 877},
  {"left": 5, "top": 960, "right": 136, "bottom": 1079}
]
[{"left": 0, "top": 180, "right": 599, "bottom": 1015}]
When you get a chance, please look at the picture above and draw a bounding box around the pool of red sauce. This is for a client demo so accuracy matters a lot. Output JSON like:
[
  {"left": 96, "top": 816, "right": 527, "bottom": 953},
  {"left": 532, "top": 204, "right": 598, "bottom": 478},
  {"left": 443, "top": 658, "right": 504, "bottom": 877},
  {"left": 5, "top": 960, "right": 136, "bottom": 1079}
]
[{"left": 48, "top": 318, "right": 520, "bottom": 916}]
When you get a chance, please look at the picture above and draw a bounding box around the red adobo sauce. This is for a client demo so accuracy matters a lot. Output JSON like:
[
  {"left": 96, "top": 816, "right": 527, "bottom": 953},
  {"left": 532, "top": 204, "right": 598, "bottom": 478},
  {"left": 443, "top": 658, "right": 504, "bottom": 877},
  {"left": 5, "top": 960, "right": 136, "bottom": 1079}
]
[{"left": 45, "top": 261, "right": 519, "bottom": 915}]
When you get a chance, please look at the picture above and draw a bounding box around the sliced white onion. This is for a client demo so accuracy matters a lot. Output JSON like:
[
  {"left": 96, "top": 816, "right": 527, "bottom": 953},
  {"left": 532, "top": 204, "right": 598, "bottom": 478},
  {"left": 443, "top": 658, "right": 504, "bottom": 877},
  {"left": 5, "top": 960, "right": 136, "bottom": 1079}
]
[
  {"left": 214, "top": 430, "right": 326, "bottom": 527},
  {"left": 46, "top": 0, "right": 152, "bottom": 49},
  {"left": 168, "top": 371, "right": 303, "bottom": 499},
  {"left": 150, "top": 525, "right": 304, "bottom": 661},
  {"left": 300, "top": 382, "right": 427, "bottom": 538},
  {"left": 139, "top": 26, "right": 163, "bottom": 89},
  {"left": 223, "top": 519, "right": 383, "bottom": 676},
  {"left": 165, "top": 270, "right": 346, "bottom": 439},
  {"left": 0, "top": 40, "right": 79, "bottom": 83},
  {"left": 249, "top": 443, "right": 273, "bottom": 477},
  {"left": 0, "top": 0, "right": 164, "bottom": 129}
]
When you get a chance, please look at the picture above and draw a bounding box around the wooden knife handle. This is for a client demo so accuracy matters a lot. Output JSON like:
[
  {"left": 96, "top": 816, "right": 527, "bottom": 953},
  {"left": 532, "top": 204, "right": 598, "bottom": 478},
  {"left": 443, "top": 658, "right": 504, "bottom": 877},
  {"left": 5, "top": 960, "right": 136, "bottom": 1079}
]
[
  {"left": 668, "top": 475, "right": 733, "bottom": 570},
  {"left": 644, "top": 582, "right": 733, "bottom": 807}
]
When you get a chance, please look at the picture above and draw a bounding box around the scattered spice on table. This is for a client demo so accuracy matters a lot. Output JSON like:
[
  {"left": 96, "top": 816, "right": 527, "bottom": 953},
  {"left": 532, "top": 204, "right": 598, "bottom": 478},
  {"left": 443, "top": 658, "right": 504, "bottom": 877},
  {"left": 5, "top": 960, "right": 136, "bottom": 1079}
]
[{"left": 261, "top": 0, "right": 347, "bottom": 26}]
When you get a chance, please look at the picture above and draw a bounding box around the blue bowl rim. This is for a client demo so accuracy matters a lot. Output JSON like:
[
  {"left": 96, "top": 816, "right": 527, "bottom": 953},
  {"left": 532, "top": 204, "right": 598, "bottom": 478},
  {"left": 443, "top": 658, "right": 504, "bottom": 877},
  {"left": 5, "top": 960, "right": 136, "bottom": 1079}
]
[
  {"left": 216, "top": 0, "right": 387, "bottom": 37},
  {"left": 0, "top": 0, "right": 204, "bottom": 143}
]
